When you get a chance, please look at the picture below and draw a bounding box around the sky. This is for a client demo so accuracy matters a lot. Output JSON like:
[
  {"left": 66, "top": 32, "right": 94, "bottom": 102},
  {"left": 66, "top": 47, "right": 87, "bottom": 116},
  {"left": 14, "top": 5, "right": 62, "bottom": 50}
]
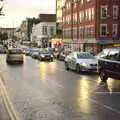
[{"left": 0, "top": 0, "right": 56, "bottom": 28}]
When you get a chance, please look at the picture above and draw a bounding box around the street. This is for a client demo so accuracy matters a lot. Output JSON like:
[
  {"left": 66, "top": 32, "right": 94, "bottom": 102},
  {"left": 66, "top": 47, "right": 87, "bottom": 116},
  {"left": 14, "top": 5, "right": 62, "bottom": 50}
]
[{"left": 0, "top": 54, "right": 120, "bottom": 120}]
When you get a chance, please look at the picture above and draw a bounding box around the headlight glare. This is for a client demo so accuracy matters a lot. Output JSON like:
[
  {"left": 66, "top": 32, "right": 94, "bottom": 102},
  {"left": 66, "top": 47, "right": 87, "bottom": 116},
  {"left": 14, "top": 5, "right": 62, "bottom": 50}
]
[
  {"left": 81, "top": 63, "right": 88, "bottom": 67},
  {"left": 41, "top": 55, "right": 45, "bottom": 58}
]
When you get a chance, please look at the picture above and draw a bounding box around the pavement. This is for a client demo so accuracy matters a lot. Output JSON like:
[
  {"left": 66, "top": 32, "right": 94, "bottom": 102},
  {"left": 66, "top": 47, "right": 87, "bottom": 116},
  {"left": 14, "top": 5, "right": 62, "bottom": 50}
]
[{"left": 0, "top": 54, "right": 120, "bottom": 120}]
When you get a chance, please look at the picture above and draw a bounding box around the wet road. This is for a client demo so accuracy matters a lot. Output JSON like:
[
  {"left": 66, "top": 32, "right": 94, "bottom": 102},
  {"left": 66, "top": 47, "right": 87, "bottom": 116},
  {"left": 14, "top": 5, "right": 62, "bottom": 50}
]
[{"left": 0, "top": 54, "right": 120, "bottom": 120}]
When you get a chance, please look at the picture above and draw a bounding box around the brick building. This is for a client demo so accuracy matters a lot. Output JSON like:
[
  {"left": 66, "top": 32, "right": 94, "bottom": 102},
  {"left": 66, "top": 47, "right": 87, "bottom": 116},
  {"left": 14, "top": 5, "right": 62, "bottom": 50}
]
[{"left": 62, "top": 0, "right": 120, "bottom": 53}]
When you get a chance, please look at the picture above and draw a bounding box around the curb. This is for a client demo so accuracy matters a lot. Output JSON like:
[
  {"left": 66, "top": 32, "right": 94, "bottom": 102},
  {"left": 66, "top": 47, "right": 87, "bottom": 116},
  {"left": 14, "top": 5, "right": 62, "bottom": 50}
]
[{"left": 0, "top": 76, "right": 20, "bottom": 120}]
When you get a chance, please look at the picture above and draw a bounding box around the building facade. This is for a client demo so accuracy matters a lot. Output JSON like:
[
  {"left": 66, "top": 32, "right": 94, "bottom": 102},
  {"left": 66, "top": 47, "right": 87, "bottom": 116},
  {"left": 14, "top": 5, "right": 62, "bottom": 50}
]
[
  {"left": 63, "top": 0, "right": 120, "bottom": 53},
  {"left": 56, "top": 0, "right": 66, "bottom": 36},
  {"left": 31, "top": 14, "right": 56, "bottom": 48}
]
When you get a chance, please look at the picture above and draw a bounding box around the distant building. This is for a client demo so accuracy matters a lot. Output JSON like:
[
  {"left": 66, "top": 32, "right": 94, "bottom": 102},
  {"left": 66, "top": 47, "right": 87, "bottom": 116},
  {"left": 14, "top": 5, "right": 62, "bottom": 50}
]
[
  {"left": 31, "top": 14, "right": 56, "bottom": 48},
  {"left": 0, "top": 27, "right": 15, "bottom": 39},
  {"left": 19, "top": 18, "right": 39, "bottom": 41},
  {"left": 19, "top": 20, "right": 28, "bottom": 41},
  {"left": 63, "top": 0, "right": 120, "bottom": 53}
]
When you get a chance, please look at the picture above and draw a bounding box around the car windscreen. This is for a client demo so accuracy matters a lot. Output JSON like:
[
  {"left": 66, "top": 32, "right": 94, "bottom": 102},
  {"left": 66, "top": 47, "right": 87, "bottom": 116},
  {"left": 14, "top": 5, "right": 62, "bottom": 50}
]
[
  {"left": 8, "top": 49, "right": 22, "bottom": 54},
  {"left": 40, "top": 51, "right": 50, "bottom": 54},
  {"left": 33, "top": 51, "right": 39, "bottom": 54},
  {"left": 77, "top": 53, "right": 95, "bottom": 59}
]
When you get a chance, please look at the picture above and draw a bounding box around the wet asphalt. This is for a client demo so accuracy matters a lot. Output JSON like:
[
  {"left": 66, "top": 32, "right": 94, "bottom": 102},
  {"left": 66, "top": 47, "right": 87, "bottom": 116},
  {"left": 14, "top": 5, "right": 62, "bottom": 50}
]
[{"left": 0, "top": 54, "right": 120, "bottom": 120}]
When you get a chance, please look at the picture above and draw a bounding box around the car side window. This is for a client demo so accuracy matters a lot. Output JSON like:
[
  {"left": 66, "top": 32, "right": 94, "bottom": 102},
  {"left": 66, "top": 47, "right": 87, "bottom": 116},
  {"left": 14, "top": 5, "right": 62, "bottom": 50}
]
[
  {"left": 71, "top": 53, "right": 75, "bottom": 57},
  {"left": 99, "top": 50, "right": 109, "bottom": 59},
  {"left": 107, "top": 50, "right": 119, "bottom": 61}
]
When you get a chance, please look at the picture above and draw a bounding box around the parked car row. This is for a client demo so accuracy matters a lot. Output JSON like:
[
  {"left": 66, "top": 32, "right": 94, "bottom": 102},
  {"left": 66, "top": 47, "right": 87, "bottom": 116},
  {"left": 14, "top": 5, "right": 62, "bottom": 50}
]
[
  {"left": 24, "top": 48, "right": 54, "bottom": 62},
  {"left": 64, "top": 48, "right": 120, "bottom": 83},
  {"left": 5, "top": 45, "right": 120, "bottom": 82}
]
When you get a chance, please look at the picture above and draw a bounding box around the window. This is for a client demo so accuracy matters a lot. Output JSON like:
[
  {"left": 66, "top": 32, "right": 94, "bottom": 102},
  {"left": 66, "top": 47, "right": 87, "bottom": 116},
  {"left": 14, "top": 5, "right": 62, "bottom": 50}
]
[
  {"left": 85, "top": 10, "right": 89, "bottom": 20},
  {"left": 81, "top": 0, "right": 83, "bottom": 4},
  {"left": 42, "top": 26, "right": 47, "bottom": 35},
  {"left": 81, "top": 11, "right": 84, "bottom": 21},
  {"left": 101, "top": 6, "right": 107, "bottom": 19},
  {"left": 88, "top": 9, "right": 91, "bottom": 20},
  {"left": 113, "top": 5, "right": 118, "bottom": 19},
  {"left": 79, "top": 12, "right": 82, "bottom": 22},
  {"left": 91, "top": 8, "right": 94, "bottom": 20},
  {"left": 100, "top": 24, "right": 107, "bottom": 36},
  {"left": 75, "top": 13, "right": 77, "bottom": 23},
  {"left": 108, "top": 50, "right": 120, "bottom": 61},
  {"left": 50, "top": 27, "right": 54, "bottom": 36},
  {"left": 112, "top": 24, "right": 118, "bottom": 36}
]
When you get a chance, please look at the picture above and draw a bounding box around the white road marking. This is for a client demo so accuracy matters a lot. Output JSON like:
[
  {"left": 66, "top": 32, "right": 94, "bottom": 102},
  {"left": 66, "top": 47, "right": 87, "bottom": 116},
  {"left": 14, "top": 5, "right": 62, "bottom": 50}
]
[
  {"left": 89, "top": 98, "right": 120, "bottom": 115},
  {"left": 94, "top": 91, "right": 120, "bottom": 95}
]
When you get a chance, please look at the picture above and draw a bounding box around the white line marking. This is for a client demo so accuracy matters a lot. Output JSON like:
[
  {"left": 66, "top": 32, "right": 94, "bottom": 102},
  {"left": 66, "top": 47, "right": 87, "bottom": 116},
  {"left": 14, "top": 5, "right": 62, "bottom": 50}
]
[
  {"left": 89, "top": 98, "right": 120, "bottom": 115},
  {"left": 95, "top": 92, "right": 120, "bottom": 94}
]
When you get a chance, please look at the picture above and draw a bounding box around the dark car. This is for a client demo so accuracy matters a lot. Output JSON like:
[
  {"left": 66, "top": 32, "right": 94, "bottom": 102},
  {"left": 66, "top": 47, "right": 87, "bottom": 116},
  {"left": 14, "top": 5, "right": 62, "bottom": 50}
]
[
  {"left": 38, "top": 51, "right": 53, "bottom": 61},
  {"left": 6, "top": 48, "right": 24, "bottom": 64},
  {"left": 98, "top": 48, "right": 120, "bottom": 82},
  {"left": 31, "top": 51, "right": 39, "bottom": 59}
]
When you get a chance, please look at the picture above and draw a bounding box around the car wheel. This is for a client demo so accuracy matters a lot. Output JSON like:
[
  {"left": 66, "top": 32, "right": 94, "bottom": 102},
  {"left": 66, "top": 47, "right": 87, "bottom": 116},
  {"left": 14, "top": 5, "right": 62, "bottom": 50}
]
[
  {"left": 51, "top": 58, "right": 53, "bottom": 62},
  {"left": 39, "top": 57, "right": 42, "bottom": 61},
  {"left": 65, "top": 62, "right": 69, "bottom": 70},
  {"left": 76, "top": 64, "right": 80, "bottom": 73},
  {"left": 6, "top": 60, "right": 10, "bottom": 64},
  {"left": 99, "top": 70, "right": 108, "bottom": 82},
  {"left": 20, "top": 61, "right": 23, "bottom": 64}
]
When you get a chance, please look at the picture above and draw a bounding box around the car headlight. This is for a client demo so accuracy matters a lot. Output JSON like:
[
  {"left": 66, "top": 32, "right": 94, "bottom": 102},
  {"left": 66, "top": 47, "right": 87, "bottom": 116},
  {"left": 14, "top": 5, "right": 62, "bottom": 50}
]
[
  {"left": 41, "top": 55, "right": 45, "bottom": 58},
  {"left": 51, "top": 55, "right": 53, "bottom": 57},
  {"left": 81, "top": 63, "right": 88, "bottom": 67}
]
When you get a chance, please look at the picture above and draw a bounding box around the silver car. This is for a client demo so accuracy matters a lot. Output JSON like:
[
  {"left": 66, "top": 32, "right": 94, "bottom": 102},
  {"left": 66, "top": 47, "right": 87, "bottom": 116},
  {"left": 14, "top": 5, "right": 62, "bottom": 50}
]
[
  {"left": 65, "top": 52, "right": 98, "bottom": 73},
  {"left": 6, "top": 48, "right": 24, "bottom": 64}
]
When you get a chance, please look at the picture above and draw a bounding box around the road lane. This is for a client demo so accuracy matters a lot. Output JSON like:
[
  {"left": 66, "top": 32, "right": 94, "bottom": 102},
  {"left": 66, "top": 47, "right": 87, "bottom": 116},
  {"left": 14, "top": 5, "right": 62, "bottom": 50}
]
[{"left": 0, "top": 55, "right": 120, "bottom": 120}]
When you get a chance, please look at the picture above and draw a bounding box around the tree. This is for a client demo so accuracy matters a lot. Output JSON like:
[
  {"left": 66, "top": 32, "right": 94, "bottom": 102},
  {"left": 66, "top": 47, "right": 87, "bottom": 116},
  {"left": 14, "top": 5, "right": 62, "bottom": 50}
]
[
  {"left": 0, "top": 0, "right": 4, "bottom": 15},
  {"left": 2, "top": 32, "right": 8, "bottom": 40}
]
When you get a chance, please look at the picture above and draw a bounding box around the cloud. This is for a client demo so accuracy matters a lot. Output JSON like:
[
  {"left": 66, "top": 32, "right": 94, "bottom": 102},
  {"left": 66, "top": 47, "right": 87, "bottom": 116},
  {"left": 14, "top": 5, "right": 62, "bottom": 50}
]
[{"left": 0, "top": 0, "right": 56, "bottom": 27}]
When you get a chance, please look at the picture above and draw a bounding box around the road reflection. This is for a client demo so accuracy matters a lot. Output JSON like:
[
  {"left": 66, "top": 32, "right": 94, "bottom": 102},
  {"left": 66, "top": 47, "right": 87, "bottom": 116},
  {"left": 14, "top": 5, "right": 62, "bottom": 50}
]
[
  {"left": 77, "top": 76, "right": 92, "bottom": 113},
  {"left": 107, "top": 79, "right": 120, "bottom": 93},
  {"left": 38, "top": 61, "right": 57, "bottom": 80},
  {"left": 38, "top": 62, "right": 47, "bottom": 80},
  {"left": 96, "top": 78, "right": 120, "bottom": 94}
]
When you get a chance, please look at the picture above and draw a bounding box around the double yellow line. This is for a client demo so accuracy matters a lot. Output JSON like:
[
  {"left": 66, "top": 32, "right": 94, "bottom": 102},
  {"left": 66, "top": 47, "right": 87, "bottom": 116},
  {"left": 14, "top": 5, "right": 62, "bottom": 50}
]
[{"left": 0, "top": 76, "right": 20, "bottom": 120}]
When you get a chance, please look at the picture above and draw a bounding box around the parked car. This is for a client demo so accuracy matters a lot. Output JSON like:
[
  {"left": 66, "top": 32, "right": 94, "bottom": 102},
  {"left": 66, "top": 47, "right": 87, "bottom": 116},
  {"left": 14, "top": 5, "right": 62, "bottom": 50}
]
[
  {"left": 6, "top": 48, "right": 24, "bottom": 64},
  {"left": 25, "top": 49, "right": 31, "bottom": 56},
  {"left": 58, "top": 51, "right": 71, "bottom": 61},
  {"left": 65, "top": 52, "right": 98, "bottom": 73},
  {"left": 98, "top": 48, "right": 120, "bottom": 82},
  {"left": 38, "top": 50, "right": 53, "bottom": 61}
]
